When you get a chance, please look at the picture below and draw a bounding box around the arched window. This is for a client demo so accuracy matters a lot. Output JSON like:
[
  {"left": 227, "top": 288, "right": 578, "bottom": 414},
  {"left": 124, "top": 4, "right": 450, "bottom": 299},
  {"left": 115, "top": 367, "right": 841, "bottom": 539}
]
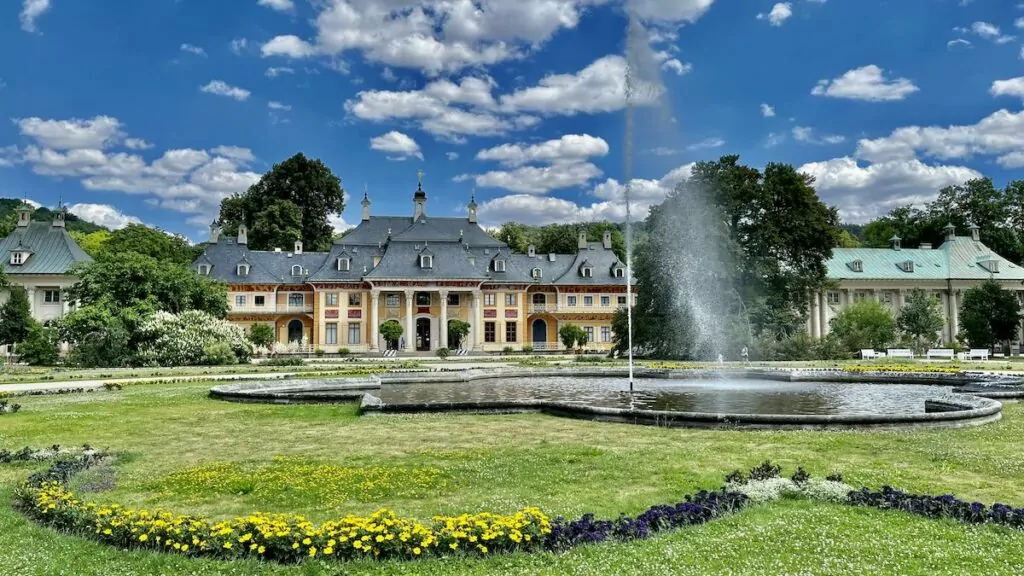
[
  {"left": 291, "top": 264, "right": 303, "bottom": 276},
  {"left": 237, "top": 264, "right": 249, "bottom": 276},
  {"left": 337, "top": 257, "right": 351, "bottom": 271},
  {"left": 420, "top": 255, "right": 433, "bottom": 268},
  {"left": 198, "top": 264, "right": 209, "bottom": 275},
  {"left": 493, "top": 259, "right": 506, "bottom": 272},
  {"left": 613, "top": 267, "right": 624, "bottom": 278},
  {"left": 531, "top": 267, "right": 542, "bottom": 279}
]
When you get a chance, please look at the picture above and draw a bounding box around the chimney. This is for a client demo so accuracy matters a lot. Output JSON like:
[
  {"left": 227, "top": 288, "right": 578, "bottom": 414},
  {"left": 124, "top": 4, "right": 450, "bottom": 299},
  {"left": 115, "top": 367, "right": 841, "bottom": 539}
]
[
  {"left": 969, "top": 222, "right": 980, "bottom": 242},
  {"left": 528, "top": 244, "right": 536, "bottom": 257},
  {"left": 577, "top": 230, "right": 588, "bottom": 250},
  {"left": 920, "top": 242, "right": 932, "bottom": 250},
  {"left": 943, "top": 223, "right": 956, "bottom": 243},
  {"left": 890, "top": 235, "right": 901, "bottom": 250},
  {"left": 52, "top": 205, "right": 67, "bottom": 228},
  {"left": 209, "top": 220, "right": 221, "bottom": 244},
  {"left": 413, "top": 171, "right": 426, "bottom": 220},
  {"left": 361, "top": 187, "right": 371, "bottom": 221},
  {"left": 467, "top": 190, "right": 478, "bottom": 224},
  {"left": 16, "top": 202, "right": 32, "bottom": 228},
  {"left": 237, "top": 224, "right": 248, "bottom": 245},
  {"left": 294, "top": 240, "right": 303, "bottom": 255},
  {"left": 602, "top": 230, "right": 612, "bottom": 249}
]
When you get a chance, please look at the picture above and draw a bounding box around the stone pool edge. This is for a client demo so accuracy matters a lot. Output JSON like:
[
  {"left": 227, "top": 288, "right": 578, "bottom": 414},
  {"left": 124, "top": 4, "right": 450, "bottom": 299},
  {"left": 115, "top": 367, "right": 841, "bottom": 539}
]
[{"left": 209, "top": 367, "right": 1012, "bottom": 430}]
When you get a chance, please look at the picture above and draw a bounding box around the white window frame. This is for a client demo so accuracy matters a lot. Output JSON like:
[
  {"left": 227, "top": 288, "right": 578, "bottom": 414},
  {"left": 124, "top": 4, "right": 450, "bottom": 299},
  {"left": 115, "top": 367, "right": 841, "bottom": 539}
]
[
  {"left": 505, "top": 293, "right": 517, "bottom": 306},
  {"left": 348, "top": 292, "right": 362, "bottom": 306},
  {"left": 567, "top": 295, "right": 578, "bottom": 307},
  {"left": 584, "top": 296, "right": 594, "bottom": 307},
  {"left": 237, "top": 264, "right": 249, "bottom": 276},
  {"left": 420, "top": 255, "right": 433, "bottom": 269},
  {"left": 600, "top": 295, "right": 610, "bottom": 306},
  {"left": 531, "top": 267, "right": 542, "bottom": 279},
  {"left": 827, "top": 292, "right": 841, "bottom": 305},
  {"left": 494, "top": 259, "right": 506, "bottom": 272},
  {"left": 291, "top": 265, "right": 302, "bottom": 276},
  {"left": 235, "top": 295, "right": 247, "bottom": 307},
  {"left": 614, "top": 267, "right": 624, "bottom": 278},
  {"left": 601, "top": 326, "right": 611, "bottom": 342},
  {"left": 198, "top": 264, "right": 209, "bottom": 275},
  {"left": 385, "top": 294, "right": 400, "bottom": 307},
  {"left": 348, "top": 322, "right": 361, "bottom": 344},
  {"left": 484, "top": 293, "right": 496, "bottom": 306},
  {"left": 326, "top": 293, "right": 339, "bottom": 306},
  {"left": 338, "top": 257, "right": 351, "bottom": 271},
  {"left": 288, "top": 293, "right": 305, "bottom": 307},
  {"left": 44, "top": 290, "right": 61, "bottom": 304},
  {"left": 581, "top": 267, "right": 593, "bottom": 278}
]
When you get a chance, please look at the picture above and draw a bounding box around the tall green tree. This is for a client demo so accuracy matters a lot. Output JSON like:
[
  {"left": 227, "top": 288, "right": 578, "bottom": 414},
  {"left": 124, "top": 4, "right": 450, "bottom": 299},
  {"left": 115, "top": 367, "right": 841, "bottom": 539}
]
[
  {"left": 829, "top": 300, "right": 897, "bottom": 352},
  {"left": 960, "top": 280, "right": 1022, "bottom": 348},
  {"left": 217, "top": 153, "right": 345, "bottom": 252},
  {"left": 380, "top": 320, "right": 403, "bottom": 350},
  {"left": 896, "top": 289, "right": 945, "bottom": 354},
  {"left": 494, "top": 222, "right": 536, "bottom": 253},
  {"left": 101, "top": 224, "right": 201, "bottom": 266},
  {"left": 69, "top": 230, "right": 112, "bottom": 258},
  {"left": 0, "top": 286, "right": 32, "bottom": 348}
]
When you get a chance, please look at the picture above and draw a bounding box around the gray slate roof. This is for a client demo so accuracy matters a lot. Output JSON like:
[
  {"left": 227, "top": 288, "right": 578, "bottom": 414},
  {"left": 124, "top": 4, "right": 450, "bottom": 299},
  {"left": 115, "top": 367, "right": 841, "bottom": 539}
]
[
  {"left": 195, "top": 216, "right": 631, "bottom": 286},
  {"left": 0, "top": 221, "right": 92, "bottom": 275}
]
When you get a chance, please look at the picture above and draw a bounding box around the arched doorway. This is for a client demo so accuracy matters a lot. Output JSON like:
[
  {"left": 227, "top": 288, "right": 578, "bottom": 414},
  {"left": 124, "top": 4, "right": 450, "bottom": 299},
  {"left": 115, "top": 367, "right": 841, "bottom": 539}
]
[
  {"left": 532, "top": 319, "right": 547, "bottom": 346},
  {"left": 287, "top": 319, "right": 304, "bottom": 343},
  {"left": 416, "top": 317, "right": 431, "bottom": 351}
]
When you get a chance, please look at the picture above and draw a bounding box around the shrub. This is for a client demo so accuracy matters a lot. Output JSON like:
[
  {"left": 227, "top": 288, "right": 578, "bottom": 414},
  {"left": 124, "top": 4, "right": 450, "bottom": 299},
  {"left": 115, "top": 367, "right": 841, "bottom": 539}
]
[
  {"left": 435, "top": 347, "right": 450, "bottom": 359},
  {"left": 724, "top": 470, "right": 746, "bottom": 485},
  {"left": 502, "top": 346, "right": 514, "bottom": 355},
  {"left": 748, "top": 460, "right": 781, "bottom": 481},
  {"left": 0, "top": 400, "right": 22, "bottom": 414},
  {"left": 202, "top": 342, "right": 238, "bottom": 366},
  {"left": 791, "top": 467, "right": 810, "bottom": 486},
  {"left": 134, "top": 311, "right": 251, "bottom": 367},
  {"left": 522, "top": 345, "right": 534, "bottom": 354},
  {"left": 337, "top": 348, "right": 351, "bottom": 356},
  {"left": 825, "top": 472, "right": 844, "bottom": 483},
  {"left": 261, "top": 357, "right": 306, "bottom": 367},
  {"left": 314, "top": 348, "right": 325, "bottom": 357},
  {"left": 18, "top": 321, "right": 61, "bottom": 366},
  {"left": 247, "top": 323, "right": 275, "bottom": 348}
]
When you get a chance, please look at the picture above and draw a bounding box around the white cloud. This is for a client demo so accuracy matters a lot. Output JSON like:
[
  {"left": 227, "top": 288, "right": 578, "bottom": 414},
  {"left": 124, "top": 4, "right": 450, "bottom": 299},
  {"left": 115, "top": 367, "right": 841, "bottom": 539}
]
[
  {"left": 947, "top": 38, "right": 972, "bottom": 49},
  {"left": 811, "top": 65, "right": 918, "bottom": 102},
  {"left": 261, "top": 35, "right": 316, "bottom": 58},
  {"left": 458, "top": 161, "right": 604, "bottom": 194},
  {"left": 475, "top": 134, "right": 609, "bottom": 167},
  {"left": 20, "top": 0, "right": 50, "bottom": 33},
  {"left": 686, "top": 137, "right": 724, "bottom": 150},
  {"left": 854, "top": 109, "right": 1024, "bottom": 170},
  {"left": 267, "top": 101, "right": 292, "bottom": 111},
  {"left": 0, "top": 145, "right": 25, "bottom": 167},
  {"left": 791, "top": 126, "right": 845, "bottom": 145},
  {"left": 230, "top": 38, "right": 250, "bottom": 55},
  {"left": 661, "top": 59, "right": 692, "bottom": 76},
  {"left": 475, "top": 161, "right": 694, "bottom": 225},
  {"left": 760, "top": 103, "right": 775, "bottom": 117},
  {"left": 953, "top": 21, "right": 1015, "bottom": 44},
  {"left": 209, "top": 146, "right": 255, "bottom": 163},
  {"left": 764, "top": 131, "right": 786, "bottom": 148},
  {"left": 757, "top": 3, "right": 792, "bottom": 26},
  {"left": 370, "top": 131, "right": 424, "bottom": 160},
  {"left": 180, "top": 43, "right": 207, "bottom": 56},
  {"left": 199, "top": 80, "right": 251, "bottom": 101},
  {"left": 124, "top": 138, "right": 153, "bottom": 150},
  {"left": 259, "top": 0, "right": 717, "bottom": 77},
  {"left": 990, "top": 76, "right": 1024, "bottom": 98},
  {"left": 446, "top": 152, "right": 459, "bottom": 160},
  {"left": 798, "top": 157, "right": 982, "bottom": 222},
  {"left": 258, "top": 0, "right": 294, "bottom": 11},
  {"left": 265, "top": 66, "right": 294, "bottom": 78},
  {"left": 647, "top": 146, "right": 679, "bottom": 156},
  {"left": 1017, "top": 17, "right": 1024, "bottom": 29},
  {"left": 67, "top": 203, "right": 142, "bottom": 230},
  {"left": 15, "top": 116, "right": 124, "bottom": 150}
]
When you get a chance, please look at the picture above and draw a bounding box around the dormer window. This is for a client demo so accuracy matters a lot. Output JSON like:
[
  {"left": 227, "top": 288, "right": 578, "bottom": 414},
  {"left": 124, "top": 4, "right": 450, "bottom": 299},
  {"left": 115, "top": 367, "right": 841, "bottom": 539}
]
[
  {"left": 197, "top": 264, "right": 210, "bottom": 275},
  {"left": 237, "top": 264, "right": 250, "bottom": 276},
  {"left": 900, "top": 260, "right": 914, "bottom": 273},
  {"left": 493, "top": 259, "right": 506, "bottom": 272},
  {"left": 580, "top": 266, "right": 593, "bottom": 278},
  {"left": 291, "top": 264, "right": 303, "bottom": 276},
  {"left": 613, "top": 267, "right": 625, "bottom": 278},
  {"left": 420, "top": 254, "right": 433, "bottom": 269},
  {"left": 979, "top": 258, "right": 1000, "bottom": 273},
  {"left": 848, "top": 260, "right": 863, "bottom": 273},
  {"left": 337, "top": 257, "right": 351, "bottom": 271},
  {"left": 10, "top": 252, "right": 26, "bottom": 266},
  {"left": 531, "top": 267, "right": 542, "bottom": 279}
]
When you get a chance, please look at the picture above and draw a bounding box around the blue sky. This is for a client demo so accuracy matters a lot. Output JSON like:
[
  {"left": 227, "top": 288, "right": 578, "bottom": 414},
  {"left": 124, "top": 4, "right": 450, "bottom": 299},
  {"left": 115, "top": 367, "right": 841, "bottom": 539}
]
[{"left": 2, "top": 0, "right": 1023, "bottom": 240}]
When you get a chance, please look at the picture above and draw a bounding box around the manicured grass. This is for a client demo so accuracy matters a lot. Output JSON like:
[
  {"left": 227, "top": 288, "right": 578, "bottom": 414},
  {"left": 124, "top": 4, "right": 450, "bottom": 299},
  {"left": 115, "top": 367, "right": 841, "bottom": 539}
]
[{"left": 1, "top": 379, "right": 1023, "bottom": 574}]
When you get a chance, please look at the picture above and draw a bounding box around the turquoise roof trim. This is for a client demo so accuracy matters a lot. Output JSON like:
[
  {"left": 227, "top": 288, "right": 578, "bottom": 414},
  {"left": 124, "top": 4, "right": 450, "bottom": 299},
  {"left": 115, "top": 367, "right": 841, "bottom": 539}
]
[{"left": 828, "top": 236, "right": 1024, "bottom": 281}]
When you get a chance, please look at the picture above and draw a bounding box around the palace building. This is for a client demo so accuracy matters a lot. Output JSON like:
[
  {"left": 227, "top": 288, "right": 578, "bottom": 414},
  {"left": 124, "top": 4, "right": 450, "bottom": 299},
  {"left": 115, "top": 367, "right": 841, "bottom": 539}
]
[
  {"left": 194, "top": 182, "right": 635, "bottom": 354},
  {"left": 808, "top": 224, "right": 1024, "bottom": 347}
]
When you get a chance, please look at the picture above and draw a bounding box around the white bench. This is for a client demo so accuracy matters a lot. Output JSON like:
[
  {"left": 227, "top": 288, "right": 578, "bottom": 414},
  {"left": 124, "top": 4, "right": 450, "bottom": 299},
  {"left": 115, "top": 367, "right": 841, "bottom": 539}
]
[
  {"left": 960, "top": 349, "right": 990, "bottom": 361},
  {"left": 926, "top": 348, "right": 955, "bottom": 360},
  {"left": 886, "top": 348, "right": 914, "bottom": 359},
  {"left": 859, "top": 349, "right": 885, "bottom": 359}
]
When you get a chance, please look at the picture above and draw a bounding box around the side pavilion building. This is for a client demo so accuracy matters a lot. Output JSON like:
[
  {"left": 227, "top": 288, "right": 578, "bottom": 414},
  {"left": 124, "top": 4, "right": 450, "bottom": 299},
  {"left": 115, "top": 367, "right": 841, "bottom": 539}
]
[{"left": 194, "top": 183, "right": 635, "bottom": 354}]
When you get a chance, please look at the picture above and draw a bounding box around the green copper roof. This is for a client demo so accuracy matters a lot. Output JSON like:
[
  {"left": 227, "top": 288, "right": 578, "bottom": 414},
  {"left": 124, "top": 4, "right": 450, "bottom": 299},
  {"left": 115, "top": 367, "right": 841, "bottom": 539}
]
[
  {"left": 828, "top": 236, "right": 1024, "bottom": 281},
  {"left": 0, "top": 221, "right": 92, "bottom": 275}
]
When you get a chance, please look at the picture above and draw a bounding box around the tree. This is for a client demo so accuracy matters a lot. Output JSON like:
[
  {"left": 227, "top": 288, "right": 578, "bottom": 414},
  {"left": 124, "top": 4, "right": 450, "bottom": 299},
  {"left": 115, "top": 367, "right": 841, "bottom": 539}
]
[
  {"left": 101, "top": 224, "right": 201, "bottom": 266},
  {"left": 960, "top": 280, "right": 1022, "bottom": 348},
  {"left": 217, "top": 153, "right": 345, "bottom": 252},
  {"left": 18, "top": 320, "right": 60, "bottom": 366},
  {"left": 828, "top": 300, "right": 897, "bottom": 352},
  {"left": 66, "top": 252, "right": 228, "bottom": 318},
  {"left": 69, "top": 230, "right": 112, "bottom": 257},
  {"left": 896, "top": 290, "right": 945, "bottom": 354},
  {"left": 0, "top": 286, "right": 32, "bottom": 349},
  {"left": 559, "top": 324, "right": 586, "bottom": 351},
  {"left": 494, "top": 222, "right": 536, "bottom": 254},
  {"left": 447, "top": 319, "right": 471, "bottom": 349},
  {"left": 380, "top": 320, "right": 403, "bottom": 350},
  {"left": 835, "top": 229, "right": 861, "bottom": 248},
  {"left": 248, "top": 323, "right": 275, "bottom": 348}
]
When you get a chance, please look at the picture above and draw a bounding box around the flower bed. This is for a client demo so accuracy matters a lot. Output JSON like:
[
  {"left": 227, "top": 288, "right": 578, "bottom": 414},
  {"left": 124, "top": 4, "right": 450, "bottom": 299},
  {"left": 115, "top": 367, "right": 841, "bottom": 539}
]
[
  {"left": 13, "top": 458, "right": 1024, "bottom": 566},
  {"left": 839, "top": 364, "right": 965, "bottom": 375}
]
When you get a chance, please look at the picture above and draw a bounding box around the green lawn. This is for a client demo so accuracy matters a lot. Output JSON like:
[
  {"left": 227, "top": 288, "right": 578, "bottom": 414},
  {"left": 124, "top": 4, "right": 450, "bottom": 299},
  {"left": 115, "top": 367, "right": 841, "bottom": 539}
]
[{"left": 1, "top": 379, "right": 1023, "bottom": 575}]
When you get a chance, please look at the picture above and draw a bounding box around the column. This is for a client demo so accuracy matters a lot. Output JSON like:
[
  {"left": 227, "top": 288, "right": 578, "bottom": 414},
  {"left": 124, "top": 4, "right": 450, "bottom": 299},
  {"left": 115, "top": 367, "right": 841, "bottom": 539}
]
[
  {"left": 26, "top": 287, "right": 36, "bottom": 319},
  {"left": 369, "top": 289, "right": 380, "bottom": 351},
  {"left": 950, "top": 289, "right": 960, "bottom": 343},
  {"left": 404, "top": 289, "right": 415, "bottom": 352},
  {"left": 896, "top": 288, "right": 905, "bottom": 309},
  {"left": 818, "top": 291, "right": 828, "bottom": 337},
  {"left": 841, "top": 289, "right": 850, "bottom": 309},
  {"left": 810, "top": 294, "right": 820, "bottom": 339},
  {"left": 940, "top": 292, "right": 951, "bottom": 344},
  {"left": 472, "top": 290, "right": 484, "bottom": 351},
  {"left": 439, "top": 289, "right": 449, "bottom": 349}
]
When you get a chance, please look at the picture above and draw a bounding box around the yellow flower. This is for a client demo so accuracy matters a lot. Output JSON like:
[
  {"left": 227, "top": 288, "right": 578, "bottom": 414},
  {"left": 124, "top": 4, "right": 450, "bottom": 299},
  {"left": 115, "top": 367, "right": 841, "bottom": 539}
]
[
  {"left": 139, "top": 534, "right": 149, "bottom": 542},
  {"left": 413, "top": 547, "right": 421, "bottom": 555},
  {"left": 223, "top": 542, "right": 232, "bottom": 549}
]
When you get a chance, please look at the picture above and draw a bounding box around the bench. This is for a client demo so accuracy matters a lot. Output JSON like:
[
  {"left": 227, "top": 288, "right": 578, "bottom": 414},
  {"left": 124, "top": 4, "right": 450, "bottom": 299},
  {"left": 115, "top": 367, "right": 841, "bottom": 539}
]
[
  {"left": 886, "top": 348, "right": 914, "bottom": 359},
  {"left": 960, "top": 349, "right": 990, "bottom": 361},
  {"left": 926, "top": 348, "right": 955, "bottom": 360},
  {"left": 859, "top": 349, "right": 885, "bottom": 359}
]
